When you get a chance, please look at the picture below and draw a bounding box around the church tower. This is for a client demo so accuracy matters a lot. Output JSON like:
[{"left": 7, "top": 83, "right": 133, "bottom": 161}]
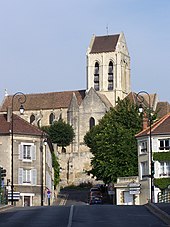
[{"left": 86, "top": 32, "right": 131, "bottom": 106}]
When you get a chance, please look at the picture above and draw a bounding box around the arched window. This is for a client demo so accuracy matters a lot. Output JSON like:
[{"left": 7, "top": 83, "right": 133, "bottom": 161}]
[
  {"left": 30, "top": 114, "right": 35, "bottom": 124},
  {"left": 49, "top": 113, "right": 55, "bottom": 125},
  {"left": 108, "top": 61, "right": 114, "bottom": 90},
  {"left": 89, "top": 117, "right": 95, "bottom": 130},
  {"left": 94, "top": 62, "right": 99, "bottom": 91}
]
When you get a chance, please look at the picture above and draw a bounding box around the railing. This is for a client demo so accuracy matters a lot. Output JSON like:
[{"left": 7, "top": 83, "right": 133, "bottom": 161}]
[{"left": 158, "top": 191, "right": 170, "bottom": 203}]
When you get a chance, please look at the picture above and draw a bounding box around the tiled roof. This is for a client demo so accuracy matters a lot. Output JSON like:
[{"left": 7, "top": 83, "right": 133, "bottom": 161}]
[
  {"left": 156, "top": 102, "right": 170, "bottom": 119},
  {"left": 90, "top": 34, "right": 120, "bottom": 54},
  {"left": 136, "top": 113, "right": 170, "bottom": 137},
  {"left": 0, "top": 90, "right": 86, "bottom": 111},
  {"left": 0, "top": 114, "right": 43, "bottom": 136}
]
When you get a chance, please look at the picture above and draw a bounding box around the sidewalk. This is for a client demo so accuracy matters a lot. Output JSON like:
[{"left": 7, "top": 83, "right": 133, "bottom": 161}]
[
  {"left": 145, "top": 203, "right": 170, "bottom": 226},
  {"left": 0, "top": 204, "right": 12, "bottom": 212}
]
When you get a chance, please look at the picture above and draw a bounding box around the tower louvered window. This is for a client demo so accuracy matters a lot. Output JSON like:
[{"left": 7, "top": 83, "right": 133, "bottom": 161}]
[
  {"left": 108, "top": 61, "right": 114, "bottom": 90},
  {"left": 94, "top": 62, "right": 99, "bottom": 91}
]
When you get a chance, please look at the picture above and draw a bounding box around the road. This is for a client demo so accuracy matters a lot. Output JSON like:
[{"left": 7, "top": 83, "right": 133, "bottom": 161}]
[{"left": 0, "top": 189, "right": 167, "bottom": 227}]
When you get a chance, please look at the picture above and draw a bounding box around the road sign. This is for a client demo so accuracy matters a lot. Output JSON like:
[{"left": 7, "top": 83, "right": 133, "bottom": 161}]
[
  {"left": 47, "top": 190, "right": 51, "bottom": 198},
  {"left": 129, "top": 182, "right": 140, "bottom": 195},
  {"left": 8, "top": 192, "right": 20, "bottom": 200}
]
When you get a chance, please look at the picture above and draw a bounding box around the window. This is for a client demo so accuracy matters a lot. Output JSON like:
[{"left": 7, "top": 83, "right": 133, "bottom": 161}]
[
  {"left": 140, "top": 141, "right": 147, "bottom": 154},
  {"left": 94, "top": 62, "right": 99, "bottom": 91},
  {"left": 18, "top": 168, "right": 37, "bottom": 185},
  {"left": 108, "top": 61, "right": 114, "bottom": 90},
  {"left": 19, "top": 143, "right": 36, "bottom": 162},
  {"left": 159, "top": 139, "right": 170, "bottom": 150},
  {"left": 49, "top": 113, "right": 55, "bottom": 125},
  {"left": 160, "top": 162, "right": 170, "bottom": 177},
  {"left": 89, "top": 117, "right": 95, "bottom": 130},
  {"left": 140, "top": 161, "right": 148, "bottom": 179},
  {"left": 23, "top": 145, "right": 31, "bottom": 160},
  {"left": 23, "top": 169, "right": 31, "bottom": 183},
  {"left": 30, "top": 114, "right": 35, "bottom": 124}
]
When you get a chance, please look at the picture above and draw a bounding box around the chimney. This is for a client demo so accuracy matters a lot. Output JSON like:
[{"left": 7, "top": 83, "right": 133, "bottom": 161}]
[
  {"left": 7, "top": 107, "right": 12, "bottom": 122},
  {"left": 142, "top": 113, "right": 148, "bottom": 130}
]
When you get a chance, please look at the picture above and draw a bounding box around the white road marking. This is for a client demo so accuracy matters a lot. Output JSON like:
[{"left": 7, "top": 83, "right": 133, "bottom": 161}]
[{"left": 67, "top": 205, "right": 74, "bottom": 227}]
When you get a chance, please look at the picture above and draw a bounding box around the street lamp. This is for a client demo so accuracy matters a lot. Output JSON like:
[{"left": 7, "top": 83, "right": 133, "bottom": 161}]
[
  {"left": 40, "top": 136, "right": 47, "bottom": 206},
  {"left": 11, "top": 92, "right": 26, "bottom": 205},
  {"left": 136, "top": 91, "right": 154, "bottom": 203}
]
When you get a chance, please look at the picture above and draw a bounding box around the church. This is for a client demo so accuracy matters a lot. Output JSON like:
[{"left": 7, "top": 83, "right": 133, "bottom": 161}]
[{"left": 0, "top": 32, "right": 137, "bottom": 186}]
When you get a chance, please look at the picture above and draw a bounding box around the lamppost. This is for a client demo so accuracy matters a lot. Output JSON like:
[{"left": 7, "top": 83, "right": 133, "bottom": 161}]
[
  {"left": 11, "top": 92, "right": 26, "bottom": 205},
  {"left": 40, "top": 136, "right": 47, "bottom": 206},
  {"left": 136, "top": 91, "right": 154, "bottom": 203}
]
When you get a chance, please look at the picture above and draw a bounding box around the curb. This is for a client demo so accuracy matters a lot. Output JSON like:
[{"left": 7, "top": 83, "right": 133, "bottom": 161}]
[
  {"left": 145, "top": 203, "right": 170, "bottom": 226},
  {"left": 0, "top": 205, "right": 13, "bottom": 212}
]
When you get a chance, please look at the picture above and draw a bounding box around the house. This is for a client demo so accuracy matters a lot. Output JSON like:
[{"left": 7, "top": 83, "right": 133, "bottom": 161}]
[
  {"left": 0, "top": 110, "right": 54, "bottom": 206},
  {"left": 136, "top": 113, "right": 170, "bottom": 204}
]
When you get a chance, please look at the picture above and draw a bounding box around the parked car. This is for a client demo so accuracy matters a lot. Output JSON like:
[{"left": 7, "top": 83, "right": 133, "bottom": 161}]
[
  {"left": 88, "top": 191, "right": 103, "bottom": 205},
  {"left": 90, "top": 187, "right": 101, "bottom": 193}
]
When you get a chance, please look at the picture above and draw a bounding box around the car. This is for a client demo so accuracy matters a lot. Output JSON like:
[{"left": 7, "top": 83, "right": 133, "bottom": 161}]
[
  {"left": 88, "top": 191, "right": 103, "bottom": 205},
  {"left": 89, "top": 195, "right": 103, "bottom": 205},
  {"left": 90, "top": 187, "right": 101, "bottom": 193}
]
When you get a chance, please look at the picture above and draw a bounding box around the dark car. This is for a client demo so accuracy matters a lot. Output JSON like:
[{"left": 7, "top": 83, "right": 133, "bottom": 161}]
[{"left": 89, "top": 191, "right": 103, "bottom": 205}]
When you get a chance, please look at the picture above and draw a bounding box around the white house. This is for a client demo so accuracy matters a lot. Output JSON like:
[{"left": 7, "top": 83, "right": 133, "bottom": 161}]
[{"left": 136, "top": 113, "right": 170, "bottom": 204}]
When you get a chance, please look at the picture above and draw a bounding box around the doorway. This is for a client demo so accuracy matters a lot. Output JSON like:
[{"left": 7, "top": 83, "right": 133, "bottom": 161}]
[
  {"left": 124, "top": 191, "right": 133, "bottom": 205},
  {"left": 24, "top": 196, "right": 30, "bottom": 206}
]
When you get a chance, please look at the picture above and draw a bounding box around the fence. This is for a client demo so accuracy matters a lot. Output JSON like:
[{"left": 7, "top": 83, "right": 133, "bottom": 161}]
[{"left": 158, "top": 191, "right": 170, "bottom": 203}]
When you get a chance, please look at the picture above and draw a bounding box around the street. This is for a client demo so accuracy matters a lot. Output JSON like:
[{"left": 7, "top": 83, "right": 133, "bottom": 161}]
[
  {"left": 0, "top": 188, "right": 168, "bottom": 227},
  {"left": 0, "top": 205, "right": 167, "bottom": 227}
]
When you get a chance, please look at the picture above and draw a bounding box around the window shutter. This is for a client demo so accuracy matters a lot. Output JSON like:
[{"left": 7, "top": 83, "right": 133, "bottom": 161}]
[
  {"left": 32, "top": 169, "right": 37, "bottom": 185},
  {"left": 19, "top": 144, "right": 23, "bottom": 160},
  {"left": 18, "top": 168, "right": 23, "bottom": 184},
  {"left": 152, "top": 138, "right": 158, "bottom": 152},
  {"left": 31, "top": 145, "right": 36, "bottom": 160}
]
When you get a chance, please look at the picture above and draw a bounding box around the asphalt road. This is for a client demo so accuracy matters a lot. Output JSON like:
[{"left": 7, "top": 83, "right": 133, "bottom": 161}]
[
  {"left": 0, "top": 189, "right": 168, "bottom": 227},
  {"left": 0, "top": 205, "right": 167, "bottom": 227}
]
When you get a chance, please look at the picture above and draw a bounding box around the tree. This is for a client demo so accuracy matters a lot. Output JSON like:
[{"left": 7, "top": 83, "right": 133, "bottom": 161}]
[
  {"left": 84, "top": 98, "right": 142, "bottom": 184},
  {"left": 41, "top": 119, "right": 75, "bottom": 186},
  {"left": 42, "top": 118, "right": 75, "bottom": 151}
]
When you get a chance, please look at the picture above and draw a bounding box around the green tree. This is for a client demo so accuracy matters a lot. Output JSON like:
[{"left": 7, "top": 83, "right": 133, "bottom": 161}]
[
  {"left": 41, "top": 119, "right": 75, "bottom": 186},
  {"left": 84, "top": 98, "right": 142, "bottom": 184},
  {"left": 42, "top": 119, "right": 75, "bottom": 151},
  {"left": 52, "top": 152, "right": 60, "bottom": 188}
]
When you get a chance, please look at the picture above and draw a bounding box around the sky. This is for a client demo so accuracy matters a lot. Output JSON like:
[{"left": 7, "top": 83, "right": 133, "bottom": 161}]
[{"left": 0, "top": 0, "right": 170, "bottom": 103}]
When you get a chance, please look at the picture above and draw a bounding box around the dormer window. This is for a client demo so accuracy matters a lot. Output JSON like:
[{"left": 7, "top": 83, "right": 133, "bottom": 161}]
[
  {"left": 108, "top": 61, "right": 113, "bottom": 90},
  {"left": 94, "top": 62, "right": 99, "bottom": 91}
]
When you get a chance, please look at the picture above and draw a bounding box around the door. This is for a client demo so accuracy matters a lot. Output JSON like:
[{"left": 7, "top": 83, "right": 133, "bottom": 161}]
[
  {"left": 124, "top": 191, "right": 133, "bottom": 205},
  {"left": 24, "top": 196, "right": 30, "bottom": 206}
]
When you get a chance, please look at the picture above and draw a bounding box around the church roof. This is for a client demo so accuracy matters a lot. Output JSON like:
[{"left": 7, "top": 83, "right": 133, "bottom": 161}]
[
  {"left": 0, "top": 113, "right": 43, "bottom": 136},
  {"left": 90, "top": 34, "right": 120, "bottom": 53},
  {"left": 0, "top": 90, "right": 86, "bottom": 111}
]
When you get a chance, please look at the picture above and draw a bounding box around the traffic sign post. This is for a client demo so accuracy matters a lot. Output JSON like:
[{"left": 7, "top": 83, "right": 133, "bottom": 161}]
[{"left": 47, "top": 190, "right": 51, "bottom": 206}]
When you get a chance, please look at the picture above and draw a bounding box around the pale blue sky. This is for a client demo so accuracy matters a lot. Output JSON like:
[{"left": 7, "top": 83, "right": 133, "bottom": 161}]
[{"left": 0, "top": 0, "right": 170, "bottom": 103}]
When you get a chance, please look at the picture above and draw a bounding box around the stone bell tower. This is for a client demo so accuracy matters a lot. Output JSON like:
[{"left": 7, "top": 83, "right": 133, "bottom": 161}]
[{"left": 86, "top": 32, "right": 131, "bottom": 107}]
